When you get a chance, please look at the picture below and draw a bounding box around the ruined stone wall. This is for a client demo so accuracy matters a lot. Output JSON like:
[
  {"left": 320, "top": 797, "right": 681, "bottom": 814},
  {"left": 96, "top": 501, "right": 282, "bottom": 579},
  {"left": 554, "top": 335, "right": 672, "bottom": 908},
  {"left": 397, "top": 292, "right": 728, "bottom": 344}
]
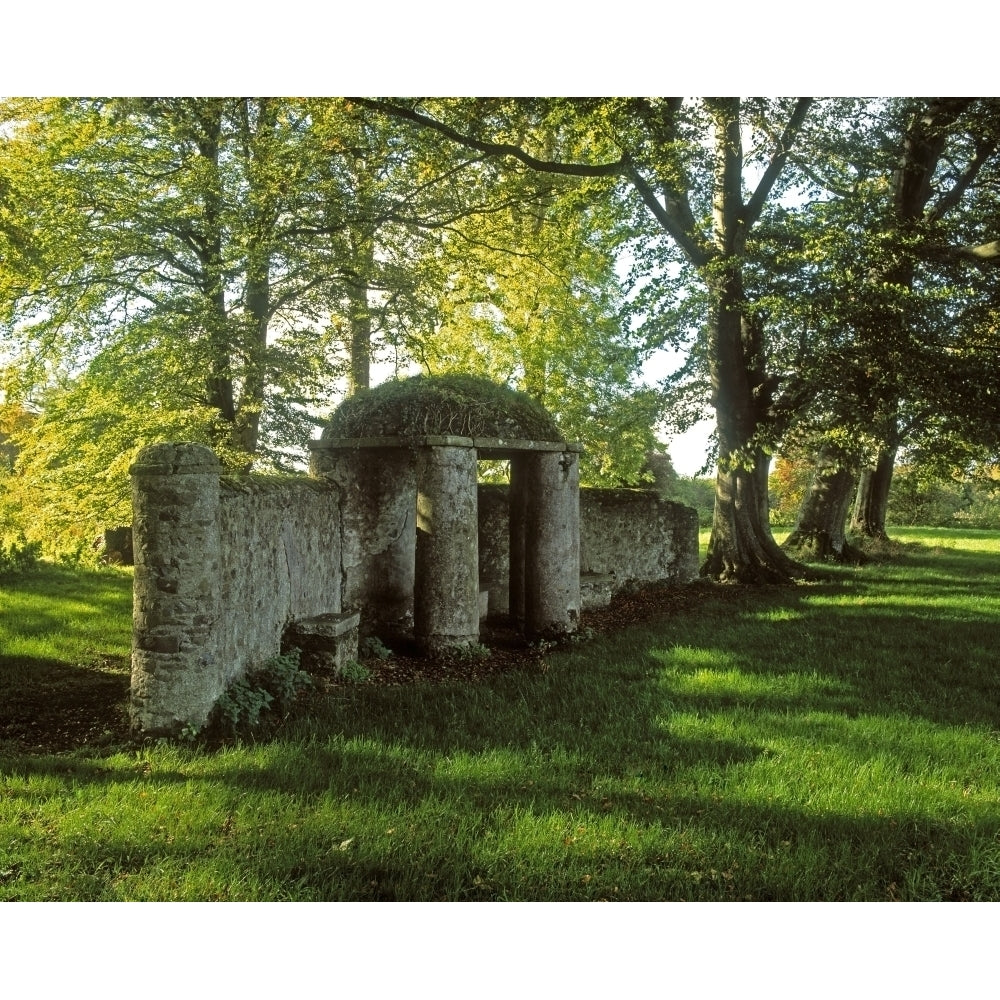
[
  {"left": 130, "top": 443, "right": 342, "bottom": 735},
  {"left": 476, "top": 485, "right": 698, "bottom": 615},
  {"left": 131, "top": 442, "right": 696, "bottom": 734},
  {"left": 578, "top": 488, "right": 699, "bottom": 590},
  {"left": 215, "top": 477, "right": 342, "bottom": 687}
]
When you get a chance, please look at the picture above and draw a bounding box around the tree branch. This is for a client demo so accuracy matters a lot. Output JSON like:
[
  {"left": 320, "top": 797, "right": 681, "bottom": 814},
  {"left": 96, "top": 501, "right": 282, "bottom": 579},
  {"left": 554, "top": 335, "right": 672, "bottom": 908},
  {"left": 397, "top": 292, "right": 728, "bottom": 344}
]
[
  {"left": 623, "top": 159, "right": 711, "bottom": 267},
  {"left": 744, "top": 98, "right": 814, "bottom": 228},
  {"left": 953, "top": 239, "right": 1000, "bottom": 267},
  {"left": 349, "top": 98, "right": 628, "bottom": 178},
  {"left": 926, "top": 133, "right": 998, "bottom": 223}
]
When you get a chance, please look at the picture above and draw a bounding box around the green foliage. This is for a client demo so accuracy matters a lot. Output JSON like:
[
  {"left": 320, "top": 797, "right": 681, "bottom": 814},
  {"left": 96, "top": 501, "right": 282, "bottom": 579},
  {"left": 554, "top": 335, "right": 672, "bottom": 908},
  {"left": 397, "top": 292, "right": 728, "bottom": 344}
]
[
  {"left": 769, "top": 452, "right": 816, "bottom": 527},
  {"left": 662, "top": 476, "right": 716, "bottom": 527},
  {"left": 339, "top": 660, "right": 372, "bottom": 683},
  {"left": 209, "top": 649, "right": 313, "bottom": 737},
  {"left": 889, "top": 465, "right": 1000, "bottom": 529},
  {"left": 325, "top": 373, "right": 562, "bottom": 442},
  {"left": 413, "top": 155, "right": 663, "bottom": 487},
  {"left": 433, "top": 641, "right": 492, "bottom": 665},
  {"left": 0, "top": 536, "right": 41, "bottom": 576}
]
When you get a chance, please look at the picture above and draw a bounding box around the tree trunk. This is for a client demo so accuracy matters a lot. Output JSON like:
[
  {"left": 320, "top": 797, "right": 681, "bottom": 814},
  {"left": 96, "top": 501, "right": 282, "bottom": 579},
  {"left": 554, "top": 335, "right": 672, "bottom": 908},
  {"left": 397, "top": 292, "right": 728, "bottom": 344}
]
[
  {"left": 232, "top": 265, "right": 270, "bottom": 458},
  {"left": 700, "top": 265, "right": 805, "bottom": 583},
  {"left": 347, "top": 285, "right": 372, "bottom": 396},
  {"left": 703, "top": 450, "right": 805, "bottom": 583},
  {"left": 784, "top": 444, "right": 864, "bottom": 562},
  {"left": 345, "top": 234, "right": 376, "bottom": 396},
  {"left": 191, "top": 101, "right": 240, "bottom": 456},
  {"left": 231, "top": 97, "right": 278, "bottom": 461},
  {"left": 851, "top": 446, "right": 896, "bottom": 540}
]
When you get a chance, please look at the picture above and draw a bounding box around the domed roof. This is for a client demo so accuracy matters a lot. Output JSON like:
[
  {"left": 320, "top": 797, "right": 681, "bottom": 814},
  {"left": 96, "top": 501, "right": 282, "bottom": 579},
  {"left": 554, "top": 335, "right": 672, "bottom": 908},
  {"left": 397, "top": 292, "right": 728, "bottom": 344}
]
[{"left": 322, "top": 374, "right": 564, "bottom": 443}]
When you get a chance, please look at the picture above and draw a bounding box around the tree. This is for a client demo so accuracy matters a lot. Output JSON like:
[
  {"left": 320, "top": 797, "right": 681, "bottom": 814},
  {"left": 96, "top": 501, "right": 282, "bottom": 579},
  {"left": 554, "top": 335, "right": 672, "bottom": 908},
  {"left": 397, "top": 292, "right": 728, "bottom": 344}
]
[
  {"left": 1, "top": 97, "right": 349, "bottom": 471},
  {"left": 2, "top": 97, "right": 670, "bottom": 549},
  {"left": 769, "top": 99, "right": 1000, "bottom": 547},
  {"left": 356, "top": 97, "right": 815, "bottom": 582},
  {"left": 415, "top": 165, "right": 662, "bottom": 485}
]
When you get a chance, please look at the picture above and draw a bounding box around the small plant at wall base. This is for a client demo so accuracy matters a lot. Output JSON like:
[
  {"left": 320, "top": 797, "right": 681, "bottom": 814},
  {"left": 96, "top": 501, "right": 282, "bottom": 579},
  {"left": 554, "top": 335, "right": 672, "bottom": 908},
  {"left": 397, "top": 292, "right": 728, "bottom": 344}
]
[
  {"left": 435, "top": 642, "right": 491, "bottom": 666},
  {"left": 339, "top": 660, "right": 372, "bottom": 683},
  {"left": 208, "top": 649, "right": 313, "bottom": 738}
]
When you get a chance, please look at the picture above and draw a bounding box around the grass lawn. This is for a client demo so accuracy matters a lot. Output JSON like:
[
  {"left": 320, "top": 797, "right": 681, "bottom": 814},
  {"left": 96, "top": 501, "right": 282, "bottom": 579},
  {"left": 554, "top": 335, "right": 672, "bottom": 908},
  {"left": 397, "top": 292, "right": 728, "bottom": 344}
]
[{"left": 1, "top": 528, "right": 999, "bottom": 901}]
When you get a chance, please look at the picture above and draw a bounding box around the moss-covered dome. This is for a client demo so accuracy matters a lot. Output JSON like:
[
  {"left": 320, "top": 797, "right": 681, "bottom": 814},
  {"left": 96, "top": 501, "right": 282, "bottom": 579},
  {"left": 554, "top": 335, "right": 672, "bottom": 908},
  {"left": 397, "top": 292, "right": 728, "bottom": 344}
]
[{"left": 322, "top": 374, "right": 564, "bottom": 442}]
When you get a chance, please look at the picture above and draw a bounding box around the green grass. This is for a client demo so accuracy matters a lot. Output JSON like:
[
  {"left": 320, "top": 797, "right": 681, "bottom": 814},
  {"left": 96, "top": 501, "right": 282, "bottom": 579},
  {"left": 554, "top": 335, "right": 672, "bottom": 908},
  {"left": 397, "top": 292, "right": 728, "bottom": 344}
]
[
  {"left": 0, "top": 563, "right": 132, "bottom": 671},
  {"left": 2, "top": 530, "right": 1000, "bottom": 900}
]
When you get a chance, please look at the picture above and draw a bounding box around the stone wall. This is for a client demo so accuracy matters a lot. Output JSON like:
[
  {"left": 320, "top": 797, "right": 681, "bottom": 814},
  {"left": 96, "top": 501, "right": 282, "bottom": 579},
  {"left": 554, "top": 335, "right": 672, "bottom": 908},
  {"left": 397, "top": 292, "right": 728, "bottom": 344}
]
[
  {"left": 215, "top": 476, "right": 342, "bottom": 688},
  {"left": 476, "top": 485, "right": 698, "bottom": 614},
  {"left": 130, "top": 443, "right": 341, "bottom": 735},
  {"left": 130, "top": 444, "right": 697, "bottom": 735},
  {"left": 310, "top": 446, "right": 416, "bottom": 636},
  {"left": 579, "top": 488, "right": 699, "bottom": 593}
]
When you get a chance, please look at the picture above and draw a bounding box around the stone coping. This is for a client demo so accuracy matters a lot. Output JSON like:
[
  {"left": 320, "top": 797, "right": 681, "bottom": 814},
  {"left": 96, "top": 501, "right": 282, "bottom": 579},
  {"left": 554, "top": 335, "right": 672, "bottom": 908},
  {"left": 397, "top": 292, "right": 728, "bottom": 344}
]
[
  {"left": 287, "top": 611, "right": 361, "bottom": 639},
  {"left": 310, "top": 435, "right": 583, "bottom": 455}
]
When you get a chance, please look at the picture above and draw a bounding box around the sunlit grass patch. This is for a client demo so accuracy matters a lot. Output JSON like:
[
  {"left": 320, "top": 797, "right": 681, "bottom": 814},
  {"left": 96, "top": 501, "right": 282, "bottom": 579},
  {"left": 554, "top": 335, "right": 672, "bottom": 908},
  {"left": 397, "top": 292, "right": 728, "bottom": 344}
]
[{"left": 3, "top": 530, "right": 1000, "bottom": 900}]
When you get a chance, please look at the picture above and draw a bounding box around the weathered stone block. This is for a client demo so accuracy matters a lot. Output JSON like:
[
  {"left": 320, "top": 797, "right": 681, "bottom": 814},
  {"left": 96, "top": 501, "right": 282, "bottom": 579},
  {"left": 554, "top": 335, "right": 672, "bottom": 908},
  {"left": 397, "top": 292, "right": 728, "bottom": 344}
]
[{"left": 285, "top": 611, "right": 361, "bottom": 674}]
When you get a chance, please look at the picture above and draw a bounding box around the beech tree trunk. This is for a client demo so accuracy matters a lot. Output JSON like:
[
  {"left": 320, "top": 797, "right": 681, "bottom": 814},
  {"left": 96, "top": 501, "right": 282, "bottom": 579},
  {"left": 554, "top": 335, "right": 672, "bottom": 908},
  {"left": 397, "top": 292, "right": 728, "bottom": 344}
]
[
  {"left": 703, "top": 452, "right": 804, "bottom": 583},
  {"left": 345, "top": 235, "right": 376, "bottom": 396},
  {"left": 784, "top": 445, "right": 863, "bottom": 562},
  {"left": 700, "top": 266, "right": 805, "bottom": 583},
  {"left": 347, "top": 286, "right": 372, "bottom": 396},
  {"left": 231, "top": 98, "right": 279, "bottom": 462},
  {"left": 851, "top": 446, "right": 896, "bottom": 540}
]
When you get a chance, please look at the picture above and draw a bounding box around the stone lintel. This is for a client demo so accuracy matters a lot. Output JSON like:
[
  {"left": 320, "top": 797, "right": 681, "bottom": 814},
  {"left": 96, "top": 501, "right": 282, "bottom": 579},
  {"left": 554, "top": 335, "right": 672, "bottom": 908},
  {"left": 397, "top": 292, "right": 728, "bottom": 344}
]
[
  {"left": 310, "top": 436, "right": 583, "bottom": 456},
  {"left": 288, "top": 610, "right": 361, "bottom": 640},
  {"left": 310, "top": 436, "right": 414, "bottom": 451}
]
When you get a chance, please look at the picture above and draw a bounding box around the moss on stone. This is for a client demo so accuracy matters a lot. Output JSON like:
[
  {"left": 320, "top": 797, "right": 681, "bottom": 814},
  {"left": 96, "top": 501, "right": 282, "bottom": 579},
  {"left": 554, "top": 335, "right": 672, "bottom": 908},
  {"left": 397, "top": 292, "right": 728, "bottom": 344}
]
[{"left": 323, "top": 374, "right": 563, "bottom": 443}]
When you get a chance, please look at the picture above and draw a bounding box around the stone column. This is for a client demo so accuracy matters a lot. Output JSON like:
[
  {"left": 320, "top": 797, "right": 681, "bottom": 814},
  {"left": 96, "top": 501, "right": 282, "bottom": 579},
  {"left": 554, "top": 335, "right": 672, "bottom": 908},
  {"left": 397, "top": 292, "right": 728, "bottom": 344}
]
[
  {"left": 414, "top": 442, "right": 480, "bottom": 653},
  {"left": 311, "top": 444, "right": 416, "bottom": 634},
  {"left": 508, "top": 455, "right": 527, "bottom": 627},
  {"left": 523, "top": 448, "right": 581, "bottom": 639},
  {"left": 129, "top": 443, "right": 223, "bottom": 735},
  {"left": 477, "top": 483, "right": 511, "bottom": 618}
]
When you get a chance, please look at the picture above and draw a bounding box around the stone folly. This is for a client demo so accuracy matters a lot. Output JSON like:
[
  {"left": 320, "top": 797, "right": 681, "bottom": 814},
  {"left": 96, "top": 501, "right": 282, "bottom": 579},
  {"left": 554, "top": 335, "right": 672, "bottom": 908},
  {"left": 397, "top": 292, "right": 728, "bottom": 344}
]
[
  {"left": 309, "top": 434, "right": 583, "bottom": 654},
  {"left": 128, "top": 376, "right": 697, "bottom": 736}
]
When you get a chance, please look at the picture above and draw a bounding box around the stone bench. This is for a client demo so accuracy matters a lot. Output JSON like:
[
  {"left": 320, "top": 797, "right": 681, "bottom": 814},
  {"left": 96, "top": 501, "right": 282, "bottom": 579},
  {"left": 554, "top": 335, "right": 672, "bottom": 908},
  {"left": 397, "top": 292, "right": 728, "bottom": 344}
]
[{"left": 283, "top": 611, "right": 361, "bottom": 674}]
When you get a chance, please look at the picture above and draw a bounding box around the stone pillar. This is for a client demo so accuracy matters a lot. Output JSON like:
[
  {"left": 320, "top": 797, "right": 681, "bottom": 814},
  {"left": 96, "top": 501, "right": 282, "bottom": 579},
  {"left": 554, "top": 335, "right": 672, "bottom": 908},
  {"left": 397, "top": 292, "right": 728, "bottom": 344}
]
[
  {"left": 523, "top": 449, "right": 581, "bottom": 639},
  {"left": 311, "top": 445, "right": 415, "bottom": 634},
  {"left": 414, "top": 443, "right": 480, "bottom": 653},
  {"left": 477, "top": 484, "right": 511, "bottom": 618},
  {"left": 129, "top": 443, "right": 222, "bottom": 735},
  {"left": 508, "top": 455, "right": 527, "bottom": 626}
]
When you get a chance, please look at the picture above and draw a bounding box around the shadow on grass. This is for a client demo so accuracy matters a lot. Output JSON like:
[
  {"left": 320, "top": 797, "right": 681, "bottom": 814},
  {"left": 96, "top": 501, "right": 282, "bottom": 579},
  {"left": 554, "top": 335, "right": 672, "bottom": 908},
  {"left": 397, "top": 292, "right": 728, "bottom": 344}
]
[
  {"left": 3, "top": 544, "right": 1000, "bottom": 899},
  {"left": 0, "top": 653, "right": 131, "bottom": 753}
]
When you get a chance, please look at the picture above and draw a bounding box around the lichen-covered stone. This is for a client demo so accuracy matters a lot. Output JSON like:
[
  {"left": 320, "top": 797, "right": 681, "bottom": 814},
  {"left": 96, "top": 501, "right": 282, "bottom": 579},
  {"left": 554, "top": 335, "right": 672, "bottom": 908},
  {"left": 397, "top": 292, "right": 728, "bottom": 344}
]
[
  {"left": 284, "top": 611, "right": 360, "bottom": 674},
  {"left": 579, "top": 489, "right": 699, "bottom": 589},
  {"left": 521, "top": 450, "right": 581, "bottom": 639},
  {"left": 414, "top": 445, "right": 480, "bottom": 653},
  {"left": 129, "top": 444, "right": 343, "bottom": 735}
]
